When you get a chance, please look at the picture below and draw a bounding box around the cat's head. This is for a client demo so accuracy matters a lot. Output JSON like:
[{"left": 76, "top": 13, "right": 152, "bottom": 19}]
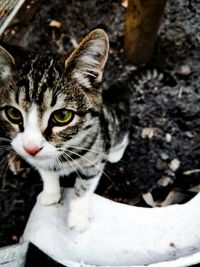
[{"left": 0, "top": 29, "right": 109, "bottom": 169}]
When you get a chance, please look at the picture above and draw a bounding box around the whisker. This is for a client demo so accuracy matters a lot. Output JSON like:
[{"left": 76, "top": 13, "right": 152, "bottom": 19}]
[
  {"left": 67, "top": 153, "right": 88, "bottom": 178},
  {"left": 67, "top": 145, "right": 108, "bottom": 158},
  {"left": 0, "top": 148, "right": 15, "bottom": 165},
  {"left": 61, "top": 153, "right": 86, "bottom": 183},
  {"left": 55, "top": 157, "right": 65, "bottom": 172},
  {"left": 62, "top": 148, "right": 113, "bottom": 184},
  {"left": 68, "top": 142, "right": 130, "bottom": 165},
  {"left": 0, "top": 150, "right": 18, "bottom": 188}
]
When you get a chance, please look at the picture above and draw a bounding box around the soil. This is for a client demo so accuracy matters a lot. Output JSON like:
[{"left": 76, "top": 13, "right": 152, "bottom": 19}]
[{"left": 0, "top": 0, "right": 200, "bottom": 265}]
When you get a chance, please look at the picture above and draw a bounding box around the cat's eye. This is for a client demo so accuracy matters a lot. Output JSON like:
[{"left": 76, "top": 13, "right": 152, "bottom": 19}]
[
  {"left": 5, "top": 106, "right": 22, "bottom": 124},
  {"left": 52, "top": 109, "right": 74, "bottom": 126}
]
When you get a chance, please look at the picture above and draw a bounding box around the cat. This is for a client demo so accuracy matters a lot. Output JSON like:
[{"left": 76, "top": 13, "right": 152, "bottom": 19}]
[{"left": 0, "top": 29, "right": 130, "bottom": 232}]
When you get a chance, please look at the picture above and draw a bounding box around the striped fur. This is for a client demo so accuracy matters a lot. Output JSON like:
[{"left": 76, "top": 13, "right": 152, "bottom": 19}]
[{"left": 0, "top": 29, "right": 130, "bottom": 231}]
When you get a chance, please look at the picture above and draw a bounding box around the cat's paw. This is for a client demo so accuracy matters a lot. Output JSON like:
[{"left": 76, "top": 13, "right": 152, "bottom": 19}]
[
  {"left": 68, "top": 208, "right": 90, "bottom": 232},
  {"left": 40, "top": 192, "right": 61, "bottom": 206}
]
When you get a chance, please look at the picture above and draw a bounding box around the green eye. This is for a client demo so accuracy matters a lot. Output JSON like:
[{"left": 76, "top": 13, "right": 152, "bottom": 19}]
[
  {"left": 5, "top": 106, "right": 22, "bottom": 124},
  {"left": 52, "top": 109, "right": 74, "bottom": 125}
]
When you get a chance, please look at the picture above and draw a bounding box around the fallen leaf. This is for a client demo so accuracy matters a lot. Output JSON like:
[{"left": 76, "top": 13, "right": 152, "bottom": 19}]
[
  {"left": 141, "top": 127, "right": 157, "bottom": 139},
  {"left": 121, "top": 0, "right": 128, "bottom": 8},
  {"left": 158, "top": 176, "right": 174, "bottom": 187},
  {"left": 169, "top": 159, "right": 180, "bottom": 172},
  {"left": 49, "top": 20, "right": 62, "bottom": 28}
]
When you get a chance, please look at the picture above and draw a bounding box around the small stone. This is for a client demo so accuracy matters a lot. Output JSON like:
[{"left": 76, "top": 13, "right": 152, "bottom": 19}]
[
  {"left": 178, "top": 65, "right": 191, "bottom": 76},
  {"left": 121, "top": 0, "right": 128, "bottom": 8},
  {"left": 185, "top": 131, "right": 194, "bottom": 138},
  {"left": 165, "top": 133, "right": 172, "bottom": 143},
  {"left": 49, "top": 20, "right": 62, "bottom": 28},
  {"left": 164, "top": 169, "right": 175, "bottom": 178},
  {"left": 160, "top": 153, "right": 169, "bottom": 161},
  {"left": 141, "top": 127, "right": 157, "bottom": 139},
  {"left": 169, "top": 159, "right": 180, "bottom": 172},
  {"left": 156, "top": 159, "right": 168, "bottom": 171},
  {"left": 158, "top": 176, "right": 174, "bottom": 187},
  {"left": 12, "top": 235, "right": 18, "bottom": 241}
]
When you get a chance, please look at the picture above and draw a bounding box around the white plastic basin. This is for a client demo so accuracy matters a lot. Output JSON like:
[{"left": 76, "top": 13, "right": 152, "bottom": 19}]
[{"left": 23, "top": 189, "right": 200, "bottom": 267}]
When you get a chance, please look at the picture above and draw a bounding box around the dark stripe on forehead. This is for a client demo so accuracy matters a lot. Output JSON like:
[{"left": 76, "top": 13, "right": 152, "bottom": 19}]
[
  {"left": 50, "top": 83, "right": 61, "bottom": 107},
  {"left": 46, "top": 63, "right": 57, "bottom": 88},
  {"left": 22, "top": 55, "right": 58, "bottom": 101},
  {"left": 36, "top": 83, "right": 48, "bottom": 105},
  {"left": 15, "top": 78, "right": 31, "bottom": 103},
  {"left": 50, "top": 93, "right": 57, "bottom": 107},
  {"left": 25, "top": 82, "right": 31, "bottom": 102},
  {"left": 10, "top": 84, "right": 20, "bottom": 104}
]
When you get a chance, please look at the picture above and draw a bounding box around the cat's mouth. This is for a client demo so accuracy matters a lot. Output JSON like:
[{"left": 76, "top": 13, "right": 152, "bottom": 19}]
[
  {"left": 24, "top": 151, "right": 60, "bottom": 160},
  {"left": 13, "top": 135, "right": 60, "bottom": 158},
  {"left": 14, "top": 146, "right": 61, "bottom": 163},
  {"left": 21, "top": 150, "right": 61, "bottom": 170}
]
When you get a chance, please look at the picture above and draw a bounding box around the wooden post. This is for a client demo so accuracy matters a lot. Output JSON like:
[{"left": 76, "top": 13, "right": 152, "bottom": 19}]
[{"left": 124, "top": 0, "right": 166, "bottom": 65}]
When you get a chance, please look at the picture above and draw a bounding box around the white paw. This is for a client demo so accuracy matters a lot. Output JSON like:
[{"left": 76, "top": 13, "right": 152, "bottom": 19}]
[
  {"left": 68, "top": 208, "right": 90, "bottom": 232},
  {"left": 40, "top": 191, "right": 61, "bottom": 206}
]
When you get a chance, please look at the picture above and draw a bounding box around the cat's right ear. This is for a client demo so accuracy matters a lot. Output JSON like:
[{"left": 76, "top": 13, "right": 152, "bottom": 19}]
[
  {"left": 0, "top": 45, "right": 15, "bottom": 82},
  {"left": 64, "top": 29, "right": 109, "bottom": 90}
]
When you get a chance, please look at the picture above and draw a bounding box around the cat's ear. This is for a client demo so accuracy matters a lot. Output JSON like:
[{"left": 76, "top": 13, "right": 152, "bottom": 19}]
[
  {"left": 65, "top": 29, "right": 109, "bottom": 88},
  {"left": 0, "top": 45, "right": 15, "bottom": 82}
]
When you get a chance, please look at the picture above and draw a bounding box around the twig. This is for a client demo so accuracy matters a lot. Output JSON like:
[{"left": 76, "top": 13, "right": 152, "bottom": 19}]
[{"left": 183, "top": 169, "right": 200, "bottom": 175}]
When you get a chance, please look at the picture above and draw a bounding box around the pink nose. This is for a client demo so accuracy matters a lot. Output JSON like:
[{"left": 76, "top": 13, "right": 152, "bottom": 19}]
[{"left": 23, "top": 145, "right": 43, "bottom": 156}]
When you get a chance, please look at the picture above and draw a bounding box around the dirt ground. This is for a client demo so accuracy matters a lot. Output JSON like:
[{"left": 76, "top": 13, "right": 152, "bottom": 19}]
[{"left": 0, "top": 0, "right": 200, "bottom": 265}]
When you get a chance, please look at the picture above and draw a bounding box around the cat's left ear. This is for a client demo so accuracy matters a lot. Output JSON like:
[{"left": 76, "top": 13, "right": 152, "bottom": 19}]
[
  {"left": 0, "top": 45, "right": 15, "bottom": 82},
  {"left": 65, "top": 29, "right": 109, "bottom": 88}
]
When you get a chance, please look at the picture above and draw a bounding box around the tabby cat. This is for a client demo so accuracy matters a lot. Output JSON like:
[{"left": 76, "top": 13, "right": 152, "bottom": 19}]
[{"left": 0, "top": 29, "right": 130, "bottom": 231}]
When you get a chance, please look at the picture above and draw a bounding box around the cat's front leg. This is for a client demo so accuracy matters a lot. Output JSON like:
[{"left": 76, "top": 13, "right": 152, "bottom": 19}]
[
  {"left": 39, "top": 169, "right": 61, "bottom": 206},
  {"left": 68, "top": 173, "right": 101, "bottom": 232}
]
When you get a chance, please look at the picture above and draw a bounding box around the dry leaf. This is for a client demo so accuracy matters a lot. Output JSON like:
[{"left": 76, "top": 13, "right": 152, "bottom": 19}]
[
  {"left": 141, "top": 127, "right": 157, "bottom": 139},
  {"left": 121, "top": 0, "right": 128, "bottom": 8},
  {"left": 49, "top": 20, "right": 62, "bottom": 28},
  {"left": 159, "top": 190, "right": 187, "bottom": 207},
  {"left": 165, "top": 133, "right": 172, "bottom": 143},
  {"left": 158, "top": 176, "right": 174, "bottom": 187},
  {"left": 188, "top": 185, "right": 200, "bottom": 192},
  {"left": 185, "top": 131, "right": 195, "bottom": 138},
  {"left": 142, "top": 192, "right": 158, "bottom": 207},
  {"left": 169, "top": 159, "right": 180, "bottom": 172},
  {"left": 183, "top": 169, "right": 200, "bottom": 175}
]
